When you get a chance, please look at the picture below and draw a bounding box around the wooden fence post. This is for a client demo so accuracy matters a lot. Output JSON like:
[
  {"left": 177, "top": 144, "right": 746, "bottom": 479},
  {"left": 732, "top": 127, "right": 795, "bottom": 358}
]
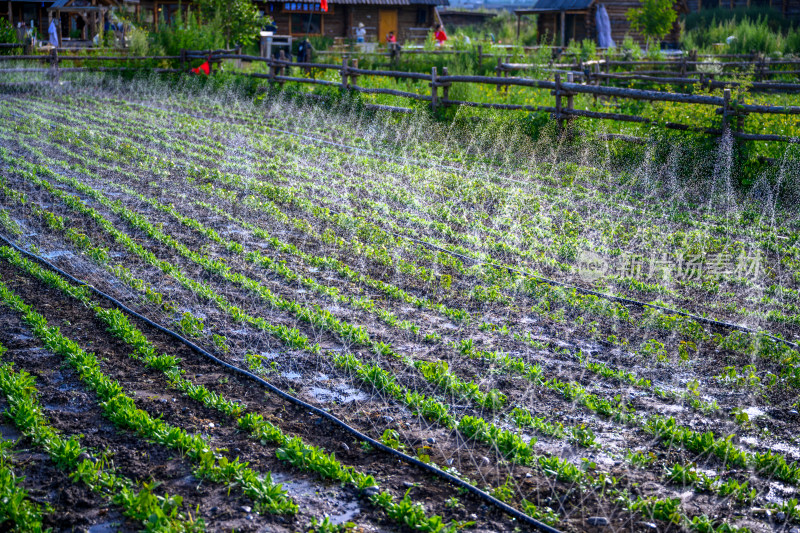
[
  {"left": 593, "top": 63, "right": 601, "bottom": 88},
  {"left": 495, "top": 56, "right": 502, "bottom": 92},
  {"left": 341, "top": 57, "right": 349, "bottom": 90},
  {"left": 278, "top": 49, "right": 287, "bottom": 77},
  {"left": 268, "top": 56, "right": 275, "bottom": 84},
  {"left": 721, "top": 88, "right": 731, "bottom": 135},
  {"left": 504, "top": 54, "right": 510, "bottom": 93},
  {"left": 350, "top": 58, "right": 359, "bottom": 87},
  {"left": 180, "top": 48, "right": 187, "bottom": 72},
  {"left": 278, "top": 50, "right": 286, "bottom": 88},
  {"left": 553, "top": 72, "right": 562, "bottom": 132},
  {"left": 430, "top": 66, "right": 439, "bottom": 111},
  {"left": 477, "top": 44, "right": 482, "bottom": 70},
  {"left": 50, "top": 48, "right": 59, "bottom": 85},
  {"left": 441, "top": 66, "right": 450, "bottom": 106},
  {"left": 566, "top": 71, "right": 574, "bottom": 120}
]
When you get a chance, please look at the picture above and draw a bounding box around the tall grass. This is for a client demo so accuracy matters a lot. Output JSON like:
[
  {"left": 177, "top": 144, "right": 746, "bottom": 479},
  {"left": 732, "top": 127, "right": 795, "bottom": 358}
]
[
  {"left": 144, "top": 10, "right": 225, "bottom": 56},
  {"left": 681, "top": 10, "right": 800, "bottom": 54}
]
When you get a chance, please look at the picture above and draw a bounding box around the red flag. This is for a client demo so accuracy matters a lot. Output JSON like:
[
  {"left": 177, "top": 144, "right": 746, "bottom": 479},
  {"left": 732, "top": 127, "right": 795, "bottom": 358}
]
[
  {"left": 191, "top": 61, "right": 211, "bottom": 75},
  {"left": 320, "top": 0, "right": 328, "bottom": 12}
]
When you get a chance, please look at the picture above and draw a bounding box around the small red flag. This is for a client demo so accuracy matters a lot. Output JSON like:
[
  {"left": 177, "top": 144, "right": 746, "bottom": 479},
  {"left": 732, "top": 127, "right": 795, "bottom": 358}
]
[
  {"left": 191, "top": 61, "right": 211, "bottom": 75},
  {"left": 321, "top": 0, "right": 328, "bottom": 12}
]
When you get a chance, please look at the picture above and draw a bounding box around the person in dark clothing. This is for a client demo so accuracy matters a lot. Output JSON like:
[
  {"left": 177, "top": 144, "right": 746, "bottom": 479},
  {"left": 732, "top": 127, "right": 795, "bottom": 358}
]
[{"left": 297, "top": 38, "right": 312, "bottom": 63}]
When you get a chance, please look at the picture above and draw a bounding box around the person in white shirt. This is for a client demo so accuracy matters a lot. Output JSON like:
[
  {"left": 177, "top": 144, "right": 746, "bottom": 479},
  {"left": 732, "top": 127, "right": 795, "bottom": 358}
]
[{"left": 356, "top": 22, "right": 366, "bottom": 43}]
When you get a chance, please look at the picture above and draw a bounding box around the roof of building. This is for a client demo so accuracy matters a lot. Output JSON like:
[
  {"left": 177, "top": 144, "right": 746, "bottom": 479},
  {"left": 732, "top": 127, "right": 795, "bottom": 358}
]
[
  {"left": 48, "top": 0, "right": 120, "bottom": 8},
  {"left": 514, "top": 0, "right": 592, "bottom": 12},
  {"left": 318, "top": 0, "right": 448, "bottom": 4}
]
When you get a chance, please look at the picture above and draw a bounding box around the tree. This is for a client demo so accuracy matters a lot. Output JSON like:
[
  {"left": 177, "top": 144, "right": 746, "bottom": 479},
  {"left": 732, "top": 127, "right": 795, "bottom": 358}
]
[
  {"left": 195, "top": 0, "right": 261, "bottom": 47},
  {"left": 626, "top": 0, "right": 678, "bottom": 48}
]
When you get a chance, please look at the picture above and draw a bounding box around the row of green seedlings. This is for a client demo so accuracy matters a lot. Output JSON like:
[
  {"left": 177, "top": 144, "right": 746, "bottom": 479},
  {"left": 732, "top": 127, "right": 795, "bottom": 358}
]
[
  {"left": 1, "top": 141, "right": 580, "bottom": 432},
  {"left": 194, "top": 185, "right": 741, "bottom": 425},
  {"left": 94, "top": 113, "right": 799, "bottom": 388},
  {"left": 458, "top": 338, "right": 800, "bottom": 485},
  {"left": 172, "top": 149, "right": 800, "bottom": 405},
  {"left": 9, "top": 103, "right": 792, "bottom": 378},
  {"left": 0, "top": 156, "right": 613, "bottom": 479},
  {"left": 0, "top": 152, "right": 602, "bottom": 468},
  {"left": 0, "top": 185, "right": 548, "bottom": 532},
  {"left": 184, "top": 96, "right": 800, "bottom": 304},
  {"left": 31, "top": 112, "right": 776, "bottom": 394},
  {"left": 473, "top": 332, "right": 724, "bottom": 415},
  {"left": 108, "top": 100, "right": 800, "bottom": 336},
  {"left": 0, "top": 143, "right": 582, "bottom": 529},
  {"left": 0, "top": 274, "right": 299, "bottom": 515},
  {"left": 203, "top": 94, "right": 800, "bottom": 267},
  {"left": 660, "top": 456, "right": 800, "bottom": 526},
  {"left": 131, "top": 99, "right": 792, "bottom": 324},
  {"left": 3, "top": 112, "right": 792, "bottom": 478},
  {"left": 326, "top": 346, "right": 758, "bottom": 532},
  {"left": 0, "top": 134, "right": 788, "bottom": 490},
  {"left": 53, "top": 91, "right": 798, "bottom": 285},
  {"left": 17, "top": 174, "right": 792, "bottom": 528},
  {"left": 0, "top": 248, "right": 463, "bottom": 533},
  {"left": 0, "top": 135, "right": 776, "bottom": 472},
  {"left": 1, "top": 148, "right": 510, "bottom": 416},
  {"left": 80, "top": 169, "right": 517, "bottom": 410},
  {"left": 0, "top": 158, "right": 636, "bottom": 524},
  {"left": 0, "top": 360, "right": 50, "bottom": 533},
  {"left": 0, "top": 140, "right": 627, "bottom": 458},
  {"left": 0, "top": 344, "right": 205, "bottom": 532}
]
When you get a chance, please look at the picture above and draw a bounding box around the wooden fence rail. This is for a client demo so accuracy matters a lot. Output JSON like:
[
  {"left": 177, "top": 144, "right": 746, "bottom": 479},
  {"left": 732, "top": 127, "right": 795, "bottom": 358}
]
[
  {"left": 1, "top": 49, "right": 798, "bottom": 145},
  {"left": 499, "top": 63, "right": 800, "bottom": 92}
]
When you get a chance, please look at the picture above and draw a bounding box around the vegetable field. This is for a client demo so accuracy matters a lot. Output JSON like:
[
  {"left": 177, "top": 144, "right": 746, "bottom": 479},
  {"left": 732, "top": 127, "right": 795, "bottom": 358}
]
[{"left": 0, "top": 82, "right": 799, "bottom": 533}]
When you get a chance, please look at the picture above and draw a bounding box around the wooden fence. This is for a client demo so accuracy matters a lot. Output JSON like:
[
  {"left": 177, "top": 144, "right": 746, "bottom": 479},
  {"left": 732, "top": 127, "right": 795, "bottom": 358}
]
[
  {"left": 1, "top": 48, "right": 799, "bottom": 145},
  {"left": 498, "top": 62, "right": 800, "bottom": 93}
]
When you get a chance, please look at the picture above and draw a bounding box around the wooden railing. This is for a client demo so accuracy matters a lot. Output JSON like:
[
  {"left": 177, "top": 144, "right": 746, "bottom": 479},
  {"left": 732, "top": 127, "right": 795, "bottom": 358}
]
[{"left": 1, "top": 48, "right": 798, "bottom": 145}]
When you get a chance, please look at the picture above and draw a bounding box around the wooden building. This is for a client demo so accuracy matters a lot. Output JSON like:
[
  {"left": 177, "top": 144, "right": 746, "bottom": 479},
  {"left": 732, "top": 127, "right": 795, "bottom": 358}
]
[
  {"left": 4, "top": 0, "right": 122, "bottom": 44},
  {"left": 257, "top": 0, "right": 447, "bottom": 42},
  {"left": 126, "top": 0, "right": 448, "bottom": 42},
  {"left": 514, "top": 0, "right": 800, "bottom": 48},
  {"left": 515, "top": 0, "right": 688, "bottom": 47},
  {"left": 4, "top": 0, "right": 448, "bottom": 45}
]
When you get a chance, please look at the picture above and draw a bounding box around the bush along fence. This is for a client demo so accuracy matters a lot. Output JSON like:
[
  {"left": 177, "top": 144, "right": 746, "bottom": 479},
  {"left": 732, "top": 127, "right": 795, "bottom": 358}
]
[{"left": 1, "top": 48, "right": 799, "bottom": 146}]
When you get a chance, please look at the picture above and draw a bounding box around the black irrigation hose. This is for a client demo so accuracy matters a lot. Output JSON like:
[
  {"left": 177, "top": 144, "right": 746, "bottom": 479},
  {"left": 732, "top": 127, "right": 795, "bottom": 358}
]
[
  {"left": 194, "top": 106, "right": 798, "bottom": 350},
  {"left": 391, "top": 230, "right": 799, "bottom": 350},
  {"left": 9, "top": 98, "right": 797, "bottom": 349},
  {"left": 0, "top": 232, "right": 561, "bottom": 533}
]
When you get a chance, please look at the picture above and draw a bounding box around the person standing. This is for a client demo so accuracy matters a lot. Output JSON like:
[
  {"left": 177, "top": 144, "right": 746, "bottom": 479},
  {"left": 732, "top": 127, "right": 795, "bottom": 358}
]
[
  {"left": 434, "top": 24, "right": 447, "bottom": 47},
  {"left": 48, "top": 18, "right": 59, "bottom": 49},
  {"left": 356, "top": 22, "right": 366, "bottom": 43},
  {"left": 297, "top": 38, "right": 313, "bottom": 63},
  {"left": 387, "top": 31, "right": 400, "bottom": 62},
  {"left": 27, "top": 21, "right": 37, "bottom": 47}
]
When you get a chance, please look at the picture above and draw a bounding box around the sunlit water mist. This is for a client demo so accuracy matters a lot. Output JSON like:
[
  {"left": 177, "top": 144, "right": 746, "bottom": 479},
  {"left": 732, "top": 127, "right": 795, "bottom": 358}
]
[{"left": 4, "top": 74, "right": 800, "bottom": 532}]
